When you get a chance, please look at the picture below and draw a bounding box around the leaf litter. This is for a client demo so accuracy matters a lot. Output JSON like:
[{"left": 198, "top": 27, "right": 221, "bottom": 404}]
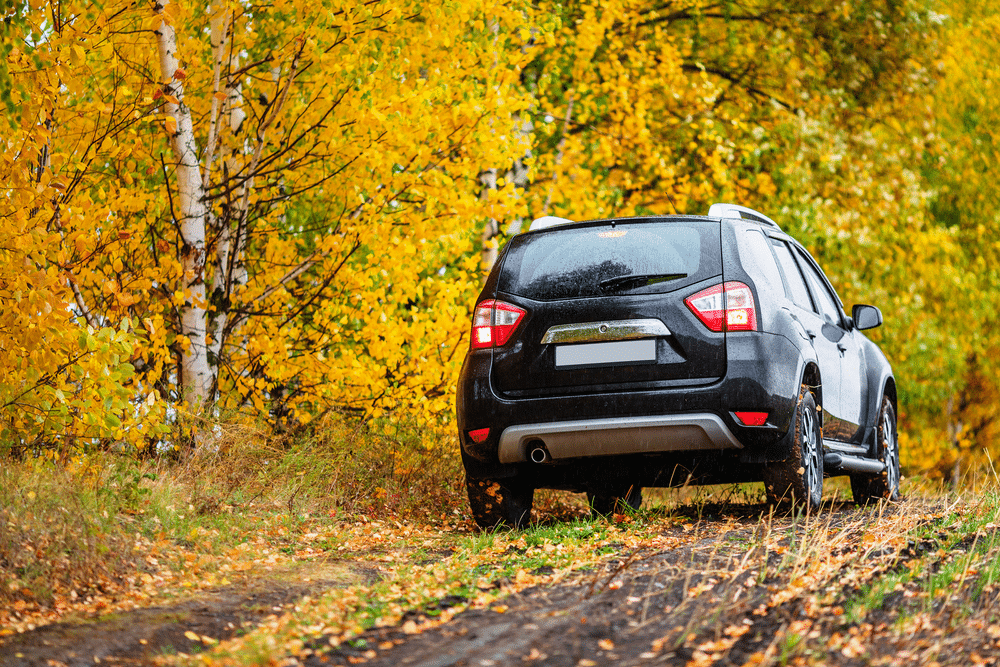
[{"left": 6, "top": 492, "right": 1000, "bottom": 666}]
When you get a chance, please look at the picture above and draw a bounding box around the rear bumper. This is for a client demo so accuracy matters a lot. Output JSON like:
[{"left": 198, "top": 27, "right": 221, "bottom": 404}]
[
  {"left": 498, "top": 413, "right": 742, "bottom": 463},
  {"left": 457, "top": 331, "right": 804, "bottom": 479}
]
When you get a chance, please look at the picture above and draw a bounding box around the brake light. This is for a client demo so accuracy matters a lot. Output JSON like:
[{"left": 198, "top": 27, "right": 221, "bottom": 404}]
[
  {"left": 468, "top": 428, "right": 490, "bottom": 443},
  {"left": 471, "top": 299, "right": 526, "bottom": 349},
  {"left": 685, "top": 281, "right": 758, "bottom": 332}
]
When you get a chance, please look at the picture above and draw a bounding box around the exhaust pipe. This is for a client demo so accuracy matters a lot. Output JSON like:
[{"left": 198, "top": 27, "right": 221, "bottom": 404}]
[{"left": 529, "top": 444, "right": 551, "bottom": 463}]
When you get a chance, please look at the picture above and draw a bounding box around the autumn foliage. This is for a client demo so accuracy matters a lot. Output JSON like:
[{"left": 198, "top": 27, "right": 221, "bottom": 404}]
[{"left": 0, "top": 0, "right": 997, "bottom": 479}]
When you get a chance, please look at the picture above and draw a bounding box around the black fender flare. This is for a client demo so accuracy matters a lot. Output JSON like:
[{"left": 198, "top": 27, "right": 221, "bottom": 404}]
[{"left": 739, "top": 338, "right": 822, "bottom": 464}]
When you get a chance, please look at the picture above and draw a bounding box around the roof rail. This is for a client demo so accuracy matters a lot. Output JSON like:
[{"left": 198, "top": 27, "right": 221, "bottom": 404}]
[
  {"left": 528, "top": 215, "right": 575, "bottom": 231},
  {"left": 707, "top": 203, "right": 781, "bottom": 230}
]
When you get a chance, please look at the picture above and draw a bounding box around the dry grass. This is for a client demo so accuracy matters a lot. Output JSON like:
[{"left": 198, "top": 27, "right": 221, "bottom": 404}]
[
  {"left": 8, "top": 423, "right": 1000, "bottom": 667},
  {"left": 0, "top": 459, "right": 140, "bottom": 607},
  {"left": 0, "top": 413, "right": 465, "bottom": 612},
  {"left": 165, "top": 414, "right": 467, "bottom": 520}
]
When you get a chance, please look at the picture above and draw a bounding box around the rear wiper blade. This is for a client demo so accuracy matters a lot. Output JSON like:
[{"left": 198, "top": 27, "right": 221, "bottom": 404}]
[{"left": 599, "top": 273, "right": 687, "bottom": 293}]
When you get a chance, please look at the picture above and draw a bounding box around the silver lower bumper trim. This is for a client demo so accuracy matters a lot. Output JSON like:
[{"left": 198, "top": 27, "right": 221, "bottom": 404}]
[{"left": 498, "top": 414, "right": 743, "bottom": 463}]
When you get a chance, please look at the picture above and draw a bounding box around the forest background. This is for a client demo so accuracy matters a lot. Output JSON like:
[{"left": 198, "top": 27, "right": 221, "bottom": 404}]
[{"left": 1, "top": 0, "right": 998, "bottom": 483}]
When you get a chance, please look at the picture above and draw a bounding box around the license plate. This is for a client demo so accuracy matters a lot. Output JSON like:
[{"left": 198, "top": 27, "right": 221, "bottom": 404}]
[{"left": 555, "top": 339, "right": 657, "bottom": 368}]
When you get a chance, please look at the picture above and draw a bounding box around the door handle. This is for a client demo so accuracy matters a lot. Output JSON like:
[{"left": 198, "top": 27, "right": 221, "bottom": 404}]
[
  {"left": 806, "top": 330, "right": 817, "bottom": 339},
  {"left": 837, "top": 342, "right": 847, "bottom": 355}
]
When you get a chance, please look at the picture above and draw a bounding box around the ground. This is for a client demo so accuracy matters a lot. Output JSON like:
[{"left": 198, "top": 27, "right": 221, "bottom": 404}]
[
  {"left": 0, "top": 563, "right": 372, "bottom": 666},
  {"left": 3, "top": 496, "right": 1000, "bottom": 666}
]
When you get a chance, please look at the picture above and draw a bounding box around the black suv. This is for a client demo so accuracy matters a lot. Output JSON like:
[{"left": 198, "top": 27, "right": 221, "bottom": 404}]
[{"left": 457, "top": 204, "right": 899, "bottom": 528}]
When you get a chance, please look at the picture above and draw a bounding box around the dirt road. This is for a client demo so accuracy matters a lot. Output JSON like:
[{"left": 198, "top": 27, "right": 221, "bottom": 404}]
[
  {"left": 5, "top": 498, "right": 999, "bottom": 666},
  {"left": 317, "top": 501, "right": 1000, "bottom": 667}
]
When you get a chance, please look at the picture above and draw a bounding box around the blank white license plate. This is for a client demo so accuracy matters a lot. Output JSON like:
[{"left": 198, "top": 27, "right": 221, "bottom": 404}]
[{"left": 555, "top": 339, "right": 656, "bottom": 368}]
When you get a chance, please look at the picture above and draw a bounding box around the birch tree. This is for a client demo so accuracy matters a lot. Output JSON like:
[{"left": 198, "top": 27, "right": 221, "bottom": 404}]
[
  {"left": 154, "top": 0, "right": 211, "bottom": 409},
  {"left": 2, "top": 0, "right": 536, "bottom": 444}
]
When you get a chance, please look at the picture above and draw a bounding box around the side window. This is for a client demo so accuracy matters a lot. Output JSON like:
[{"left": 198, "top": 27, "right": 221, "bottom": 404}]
[
  {"left": 770, "top": 239, "right": 814, "bottom": 310},
  {"left": 737, "top": 229, "right": 784, "bottom": 296},
  {"left": 795, "top": 248, "right": 843, "bottom": 326}
]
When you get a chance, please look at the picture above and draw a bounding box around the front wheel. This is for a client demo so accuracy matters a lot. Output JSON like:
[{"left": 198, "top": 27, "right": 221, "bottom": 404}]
[
  {"left": 763, "top": 385, "right": 823, "bottom": 509},
  {"left": 466, "top": 476, "right": 534, "bottom": 530},
  {"left": 851, "top": 395, "right": 901, "bottom": 504}
]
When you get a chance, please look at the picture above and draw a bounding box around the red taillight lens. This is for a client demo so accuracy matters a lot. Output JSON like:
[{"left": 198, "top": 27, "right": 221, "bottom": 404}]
[
  {"left": 471, "top": 299, "right": 527, "bottom": 349},
  {"left": 734, "top": 411, "right": 769, "bottom": 426},
  {"left": 468, "top": 428, "right": 490, "bottom": 443},
  {"left": 685, "top": 281, "right": 758, "bottom": 332}
]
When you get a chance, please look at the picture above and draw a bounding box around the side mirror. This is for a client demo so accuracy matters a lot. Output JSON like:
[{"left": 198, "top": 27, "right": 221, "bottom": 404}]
[{"left": 852, "top": 304, "right": 883, "bottom": 331}]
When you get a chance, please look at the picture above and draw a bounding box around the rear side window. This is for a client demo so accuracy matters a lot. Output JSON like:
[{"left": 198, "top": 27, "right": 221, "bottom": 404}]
[
  {"left": 770, "top": 239, "right": 814, "bottom": 310},
  {"left": 795, "top": 247, "right": 844, "bottom": 326},
  {"left": 498, "top": 221, "right": 720, "bottom": 300},
  {"left": 738, "top": 229, "right": 784, "bottom": 296}
]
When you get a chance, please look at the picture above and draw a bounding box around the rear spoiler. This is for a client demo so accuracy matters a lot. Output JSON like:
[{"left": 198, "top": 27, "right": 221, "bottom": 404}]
[
  {"left": 708, "top": 203, "right": 781, "bottom": 230},
  {"left": 528, "top": 215, "right": 575, "bottom": 231}
]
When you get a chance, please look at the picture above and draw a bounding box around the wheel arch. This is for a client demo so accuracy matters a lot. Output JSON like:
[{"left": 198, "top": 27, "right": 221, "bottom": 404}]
[
  {"left": 882, "top": 376, "right": 898, "bottom": 415},
  {"left": 801, "top": 360, "right": 822, "bottom": 427},
  {"left": 861, "top": 358, "right": 896, "bottom": 454}
]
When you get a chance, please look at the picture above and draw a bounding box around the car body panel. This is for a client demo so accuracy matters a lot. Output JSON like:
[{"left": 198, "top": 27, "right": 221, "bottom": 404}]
[{"left": 456, "top": 210, "right": 895, "bottom": 496}]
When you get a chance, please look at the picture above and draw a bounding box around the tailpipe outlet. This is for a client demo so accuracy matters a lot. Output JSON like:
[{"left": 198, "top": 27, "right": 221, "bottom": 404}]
[{"left": 529, "top": 444, "right": 552, "bottom": 464}]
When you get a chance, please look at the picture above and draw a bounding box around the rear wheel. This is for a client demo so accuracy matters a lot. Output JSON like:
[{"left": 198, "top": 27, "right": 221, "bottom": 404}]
[
  {"left": 851, "top": 395, "right": 901, "bottom": 504},
  {"left": 466, "top": 476, "right": 534, "bottom": 530},
  {"left": 588, "top": 485, "right": 643, "bottom": 518},
  {"left": 763, "top": 386, "right": 823, "bottom": 509}
]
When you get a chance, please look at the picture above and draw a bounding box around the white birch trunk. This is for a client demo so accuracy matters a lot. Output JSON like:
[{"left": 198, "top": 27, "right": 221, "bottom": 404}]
[
  {"left": 206, "top": 6, "right": 248, "bottom": 371},
  {"left": 155, "top": 0, "right": 212, "bottom": 410}
]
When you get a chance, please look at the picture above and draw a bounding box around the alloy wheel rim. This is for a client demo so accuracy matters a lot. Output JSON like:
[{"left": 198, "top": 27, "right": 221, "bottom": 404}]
[
  {"left": 882, "top": 410, "right": 900, "bottom": 493},
  {"left": 802, "top": 407, "right": 821, "bottom": 497}
]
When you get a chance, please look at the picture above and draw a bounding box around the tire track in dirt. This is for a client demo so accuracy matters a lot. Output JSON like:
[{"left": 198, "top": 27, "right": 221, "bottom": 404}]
[
  {"left": 7, "top": 498, "right": 985, "bottom": 667},
  {"left": 315, "top": 508, "right": 784, "bottom": 666},
  {"left": 0, "top": 564, "right": 378, "bottom": 667},
  {"left": 314, "top": 501, "right": 951, "bottom": 667}
]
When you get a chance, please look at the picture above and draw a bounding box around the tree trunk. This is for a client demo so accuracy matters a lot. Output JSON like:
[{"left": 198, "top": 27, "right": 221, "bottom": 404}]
[
  {"left": 155, "top": 0, "right": 212, "bottom": 411},
  {"left": 206, "top": 6, "right": 248, "bottom": 385}
]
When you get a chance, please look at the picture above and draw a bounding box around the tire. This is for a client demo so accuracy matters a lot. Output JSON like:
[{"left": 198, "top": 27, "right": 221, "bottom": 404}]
[
  {"left": 588, "top": 485, "right": 642, "bottom": 518},
  {"left": 763, "top": 385, "right": 823, "bottom": 509},
  {"left": 466, "top": 476, "right": 533, "bottom": 530},
  {"left": 851, "top": 395, "right": 901, "bottom": 504}
]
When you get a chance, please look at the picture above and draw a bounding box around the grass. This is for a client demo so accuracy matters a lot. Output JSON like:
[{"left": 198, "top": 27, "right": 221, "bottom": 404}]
[
  {"left": 8, "top": 423, "right": 1000, "bottom": 665},
  {"left": 842, "top": 489, "right": 1000, "bottom": 624},
  {"left": 184, "top": 482, "right": 1000, "bottom": 665},
  {"left": 0, "top": 457, "right": 145, "bottom": 607},
  {"left": 0, "top": 414, "right": 465, "bottom": 621}
]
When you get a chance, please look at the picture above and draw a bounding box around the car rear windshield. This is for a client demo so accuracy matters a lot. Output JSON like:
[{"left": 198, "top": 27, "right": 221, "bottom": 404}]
[{"left": 498, "top": 219, "right": 721, "bottom": 301}]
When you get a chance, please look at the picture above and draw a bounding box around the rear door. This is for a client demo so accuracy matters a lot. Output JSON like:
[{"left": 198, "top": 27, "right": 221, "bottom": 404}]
[
  {"left": 769, "top": 237, "right": 863, "bottom": 442},
  {"left": 793, "top": 246, "right": 867, "bottom": 442},
  {"left": 491, "top": 219, "right": 725, "bottom": 398}
]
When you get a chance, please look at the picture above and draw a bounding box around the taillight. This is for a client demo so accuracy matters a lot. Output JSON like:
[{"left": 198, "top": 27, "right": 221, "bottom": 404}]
[
  {"left": 685, "top": 281, "right": 758, "bottom": 332},
  {"left": 471, "top": 299, "right": 526, "bottom": 349}
]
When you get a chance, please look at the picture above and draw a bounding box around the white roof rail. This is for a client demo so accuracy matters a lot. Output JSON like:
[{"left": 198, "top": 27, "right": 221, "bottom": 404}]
[
  {"left": 528, "top": 215, "right": 575, "bottom": 231},
  {"left": 707, "top": 203, "right": 780, "bottom": 230}
]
